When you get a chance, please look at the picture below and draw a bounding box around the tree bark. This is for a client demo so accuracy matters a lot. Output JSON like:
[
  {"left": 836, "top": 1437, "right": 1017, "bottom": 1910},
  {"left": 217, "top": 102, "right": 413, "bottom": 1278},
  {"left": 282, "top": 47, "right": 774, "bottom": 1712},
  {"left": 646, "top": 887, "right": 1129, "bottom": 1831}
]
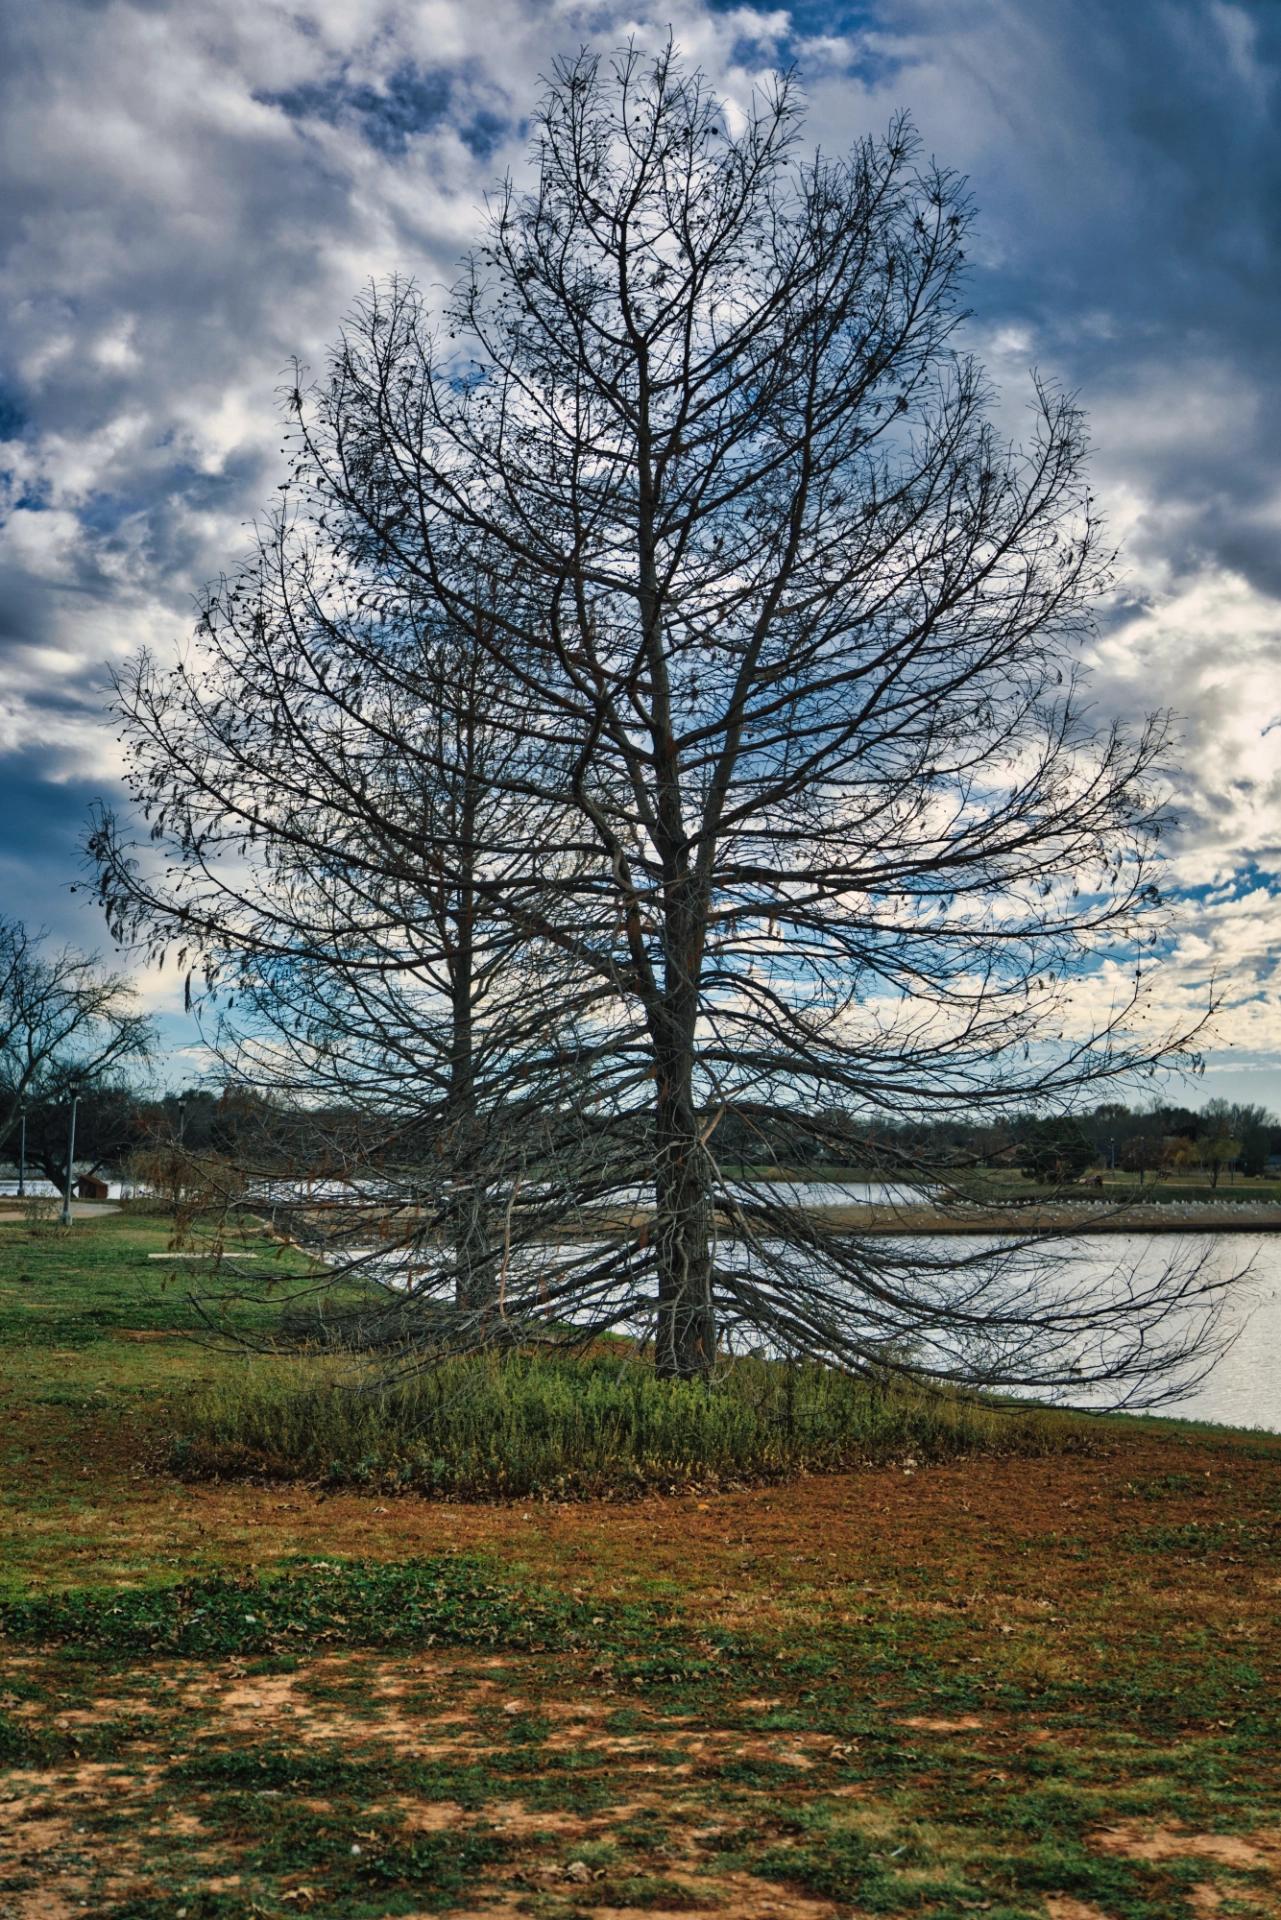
[
  {"left": 653, "top": 1073, "right": 716, "bottom": 1377},
  {"left": 651, "top": 949, "right": 715, "bottom": 1377},
  {"left": 448, "top": 757, "right": 492, "bottom": 1311}
]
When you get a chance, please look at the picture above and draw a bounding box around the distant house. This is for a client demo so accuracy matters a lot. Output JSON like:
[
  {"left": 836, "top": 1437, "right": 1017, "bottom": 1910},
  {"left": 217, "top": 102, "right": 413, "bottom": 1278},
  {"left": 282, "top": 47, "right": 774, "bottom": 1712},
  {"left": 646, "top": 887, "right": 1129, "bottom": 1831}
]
[{"left": 76, "top": 1175, "right": 109, "bottom": 1201}]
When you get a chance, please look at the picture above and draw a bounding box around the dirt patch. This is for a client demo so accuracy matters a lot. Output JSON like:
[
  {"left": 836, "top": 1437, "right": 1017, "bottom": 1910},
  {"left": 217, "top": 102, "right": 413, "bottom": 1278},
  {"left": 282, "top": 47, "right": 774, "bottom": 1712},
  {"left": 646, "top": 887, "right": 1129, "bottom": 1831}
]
[
  {"left": 1093, "top": 1823, "right": 1281, "bottom": 1870},
  {"left": 1183, "top": 1882, "right": 1270, "bottom": 1918},
  {"left": 399, "top": 1794, "right": 637, "bottom": 1840},
  {"left": 0, "top": 1892, "right": 84, "bottom": 1920},
  {"left": 2, "top": 1812, "right": 77, "bottom": 1855},
  {"left": 0, "top": 1761, "right": 149, "bottom": 1813},
  {"left": 146, "top": 1808, "right": 207, "bottom": 1838},
  {"left": 591, "top": 1868, "right": 841, "bottom": 1918},
  {"left": 42, "top": 1696, "right": 149, "bottom": 1728},
  {"left": 1044, "top": 1901, "right": 1113, "bottom": 1920},
  {"left": 898, "top": 1715, "right": 987, "bottom": 1733},
  {"left": 542, "top": 1722, "right": 826, "bottom": 1771},
  {"left": 215, "top": 1672, "right": 311, "bottom": 1720}
]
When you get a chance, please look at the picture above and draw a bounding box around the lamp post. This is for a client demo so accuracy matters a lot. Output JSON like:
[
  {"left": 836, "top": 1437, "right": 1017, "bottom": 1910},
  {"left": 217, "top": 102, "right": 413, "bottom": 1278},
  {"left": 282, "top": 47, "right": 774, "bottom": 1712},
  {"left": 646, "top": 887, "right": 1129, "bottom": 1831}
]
[
  {"left": 16, "top": 1106, "right": 26, "bottom": 1200},
  {"left": 60, "top": 1093, "right": 79, "bottom": 1229}
]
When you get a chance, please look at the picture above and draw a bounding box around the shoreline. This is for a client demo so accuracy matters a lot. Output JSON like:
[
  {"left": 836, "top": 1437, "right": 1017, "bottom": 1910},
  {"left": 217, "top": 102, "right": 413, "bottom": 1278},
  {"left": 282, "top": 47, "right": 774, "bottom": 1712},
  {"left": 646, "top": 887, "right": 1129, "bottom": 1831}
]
[
  {"left": 6, "top": 1200, "right": 1279, "bottom": 1238},
  {"left": 808, "top": 1204, "right": 1281, "bottom": 1235}
]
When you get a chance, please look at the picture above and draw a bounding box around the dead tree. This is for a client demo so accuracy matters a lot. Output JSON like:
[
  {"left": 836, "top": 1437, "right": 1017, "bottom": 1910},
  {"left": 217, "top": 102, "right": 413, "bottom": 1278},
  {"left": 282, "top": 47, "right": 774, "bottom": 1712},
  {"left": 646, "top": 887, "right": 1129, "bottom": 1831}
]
[
  {"left": 95, "top": 45, "right": 1227, "bottom": 1404},
  {"left": 93, "top": 512, "right": 615, "bottom": 1314},
  {"left": 0, "top": 918, "right": 153, "bottom": 1159}
]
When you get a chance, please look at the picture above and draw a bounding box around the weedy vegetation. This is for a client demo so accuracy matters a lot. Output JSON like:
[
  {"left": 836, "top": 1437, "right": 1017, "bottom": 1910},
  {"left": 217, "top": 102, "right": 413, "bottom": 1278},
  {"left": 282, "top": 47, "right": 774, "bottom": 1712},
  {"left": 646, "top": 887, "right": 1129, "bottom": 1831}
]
[{"left": 172, "top": 1348, "right": 1079, "bottom": 1498}]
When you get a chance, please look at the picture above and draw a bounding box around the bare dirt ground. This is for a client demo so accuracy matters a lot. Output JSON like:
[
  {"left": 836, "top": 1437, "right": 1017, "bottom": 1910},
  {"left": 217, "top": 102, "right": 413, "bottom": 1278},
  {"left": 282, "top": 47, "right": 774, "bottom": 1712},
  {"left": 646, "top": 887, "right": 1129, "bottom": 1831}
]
[{"left": 2, "top": 1435, "right": 1279, "bottom": 1919}]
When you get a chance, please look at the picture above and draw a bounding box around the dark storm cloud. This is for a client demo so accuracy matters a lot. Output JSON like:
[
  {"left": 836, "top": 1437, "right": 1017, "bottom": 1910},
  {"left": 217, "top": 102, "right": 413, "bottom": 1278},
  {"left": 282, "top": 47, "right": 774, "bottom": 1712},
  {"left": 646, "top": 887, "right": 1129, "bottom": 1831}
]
[
  {"left": 0, "top": 755, "right": 106, "bottom": 939},
  {"left": 0, "top": 388, "right": 27, "bottom": 442}
]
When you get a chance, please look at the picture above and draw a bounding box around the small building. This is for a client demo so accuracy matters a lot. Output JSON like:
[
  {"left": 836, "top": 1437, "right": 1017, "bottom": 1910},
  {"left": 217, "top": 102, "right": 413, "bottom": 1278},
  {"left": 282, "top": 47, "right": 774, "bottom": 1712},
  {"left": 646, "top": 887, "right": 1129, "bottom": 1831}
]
[{"left": 76, "top": 1175, "right": 110, "bottom": 1201}]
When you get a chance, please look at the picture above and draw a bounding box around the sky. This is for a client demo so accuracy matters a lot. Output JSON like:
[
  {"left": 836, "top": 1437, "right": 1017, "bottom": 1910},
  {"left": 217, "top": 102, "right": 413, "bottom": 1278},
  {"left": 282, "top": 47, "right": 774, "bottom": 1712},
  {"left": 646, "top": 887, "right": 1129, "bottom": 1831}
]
[{"left": 0, "top": 0, "right": 1277, "bottom": 1107}]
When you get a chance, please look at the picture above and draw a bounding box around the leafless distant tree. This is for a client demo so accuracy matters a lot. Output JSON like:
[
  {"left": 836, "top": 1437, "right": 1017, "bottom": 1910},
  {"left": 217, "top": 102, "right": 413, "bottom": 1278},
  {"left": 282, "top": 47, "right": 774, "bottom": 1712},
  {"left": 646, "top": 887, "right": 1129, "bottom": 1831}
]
[
  {"left": 94, "top": 45, "right": 1227, "bottom": 1403},
  {"left": 94, "top": 513, "right": 627, "bottom": 1312},
  {"left": 0, "top": 917, "right": 153, "bottom": 1160},
  {"left": 16, "top": 1081, "right": 147, "bottom": 1190}
]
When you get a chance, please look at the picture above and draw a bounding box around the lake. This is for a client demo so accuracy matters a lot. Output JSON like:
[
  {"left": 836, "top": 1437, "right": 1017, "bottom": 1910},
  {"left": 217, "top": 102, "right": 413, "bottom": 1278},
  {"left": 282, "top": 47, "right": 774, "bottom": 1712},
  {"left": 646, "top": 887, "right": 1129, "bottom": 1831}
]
[
  {"left": 0, "top": 1178, "right": 144, "bottom": 1200},
  {"left": 1088, "top": 1232, "right": 1279, "bottom": 1433}
]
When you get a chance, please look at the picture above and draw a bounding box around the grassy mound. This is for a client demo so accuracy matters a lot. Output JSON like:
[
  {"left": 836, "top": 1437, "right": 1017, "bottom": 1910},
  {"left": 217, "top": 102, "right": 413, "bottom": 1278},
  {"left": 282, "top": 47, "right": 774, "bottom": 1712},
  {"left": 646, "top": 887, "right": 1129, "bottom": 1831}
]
[{"left": 170, "top": 1348, "right": 1080, "bottom": 1498}]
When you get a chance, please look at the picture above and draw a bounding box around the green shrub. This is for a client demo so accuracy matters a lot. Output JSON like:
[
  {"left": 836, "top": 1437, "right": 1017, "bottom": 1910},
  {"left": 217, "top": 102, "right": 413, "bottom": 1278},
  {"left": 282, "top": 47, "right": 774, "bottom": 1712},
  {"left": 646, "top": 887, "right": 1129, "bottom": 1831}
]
[{"left": 170, "top": 1348, "right": 1079, "bottom": 1499}]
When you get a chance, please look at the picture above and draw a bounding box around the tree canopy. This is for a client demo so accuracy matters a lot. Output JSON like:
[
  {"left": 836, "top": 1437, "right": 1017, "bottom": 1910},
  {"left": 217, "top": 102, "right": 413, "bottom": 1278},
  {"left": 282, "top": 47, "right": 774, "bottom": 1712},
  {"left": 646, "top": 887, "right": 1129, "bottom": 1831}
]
[{"left": 94, "top": 44, "right": 1223, "bottom": 1404}]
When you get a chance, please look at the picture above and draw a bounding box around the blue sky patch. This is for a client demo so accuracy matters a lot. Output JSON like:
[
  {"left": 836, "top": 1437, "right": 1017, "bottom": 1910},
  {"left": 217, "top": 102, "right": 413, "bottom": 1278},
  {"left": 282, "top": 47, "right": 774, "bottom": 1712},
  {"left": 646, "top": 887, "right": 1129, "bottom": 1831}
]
[
  {"left": 260, "top": 60, "right": 510, "bottom": 161},
  {"left": 0, "top": 385, "right": 27, "bottom": 441}
]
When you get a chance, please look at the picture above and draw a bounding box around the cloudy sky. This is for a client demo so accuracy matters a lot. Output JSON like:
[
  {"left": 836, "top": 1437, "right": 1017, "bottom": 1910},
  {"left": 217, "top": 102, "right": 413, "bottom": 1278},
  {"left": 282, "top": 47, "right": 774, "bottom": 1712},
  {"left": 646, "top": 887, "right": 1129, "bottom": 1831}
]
[{"left": 0, "top": 0, "right": 1277, "bottom": 1104}]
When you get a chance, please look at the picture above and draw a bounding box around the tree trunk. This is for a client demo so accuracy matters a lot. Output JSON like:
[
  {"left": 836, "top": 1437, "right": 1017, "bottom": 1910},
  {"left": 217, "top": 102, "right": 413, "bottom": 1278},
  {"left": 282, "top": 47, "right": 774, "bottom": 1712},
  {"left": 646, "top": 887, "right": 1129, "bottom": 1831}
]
[
  {"left": 448, "top": 764, "right": 492, "bottom": 1311},
  {"left": 452, "top": 1170, "right": 493, "bottom": 1311},
  {"left": 652, "top": 1023, "right": 716, "bottom": 1378},
  {"left": 446, "top": 992, "right": 493, "bottom": 1311}
]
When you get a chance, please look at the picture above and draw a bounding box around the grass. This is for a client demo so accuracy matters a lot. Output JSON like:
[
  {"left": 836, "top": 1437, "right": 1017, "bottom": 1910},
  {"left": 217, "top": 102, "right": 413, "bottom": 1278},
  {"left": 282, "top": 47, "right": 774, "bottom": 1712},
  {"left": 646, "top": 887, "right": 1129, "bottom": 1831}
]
[
  {"left": 170, "top": 1347, "right": 1078, "bottom": 1499},
  {"left": 0, "top": 1207, "right": 343, "bottom": 1350},
  {"left": 724, "top": 1165, "right": 1281, "bottom": 1205},
  {"left": 954, "top": 1171, "right": 1281, "bottom": 1206},
  {"left": 1, "top": 1207, "right": 1077, "bottom": 1501},
  {"left": 1, "top": 1212, "right": 1280, "bottom": 1919},
  {"left": 0, "top": 1555, "right": 590, "bottom": 1656}
]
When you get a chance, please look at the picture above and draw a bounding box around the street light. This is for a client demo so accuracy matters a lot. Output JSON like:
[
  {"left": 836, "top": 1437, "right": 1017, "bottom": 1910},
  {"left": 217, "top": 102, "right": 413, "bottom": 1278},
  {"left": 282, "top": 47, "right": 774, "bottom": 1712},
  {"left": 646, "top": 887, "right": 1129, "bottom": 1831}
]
[
  {"left": 60, "top": 1092, "right": 80, "bottom": 1229},
  {"left": 16, "top": 1105, "right": 26, "bottom": 1200}
]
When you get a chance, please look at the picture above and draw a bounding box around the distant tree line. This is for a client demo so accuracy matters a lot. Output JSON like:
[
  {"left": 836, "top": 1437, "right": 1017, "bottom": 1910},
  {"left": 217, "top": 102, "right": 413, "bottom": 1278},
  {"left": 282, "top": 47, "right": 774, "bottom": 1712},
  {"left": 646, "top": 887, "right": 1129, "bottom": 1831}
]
[
  {"left": 14, "top": 1079, "right": 1266, "bottom": 1198},
  {"left": 711, "top": 1098, "right": 1279, "bottom": 1186},
  {"left": 6, "top": 1009, "right": 1270, "bottom": 1202},
  {"left": 0, "top": 915, "right": 153, "bottom": 1189}
]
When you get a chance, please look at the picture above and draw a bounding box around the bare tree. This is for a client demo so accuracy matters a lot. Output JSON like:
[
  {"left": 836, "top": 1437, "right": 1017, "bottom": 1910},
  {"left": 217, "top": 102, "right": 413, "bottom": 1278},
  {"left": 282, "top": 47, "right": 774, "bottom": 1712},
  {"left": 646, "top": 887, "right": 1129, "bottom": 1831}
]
[
  {"left": 16, "top": 1081, "right": 146, "bottom": 1190},
  {"left": 93, "top": 516, "right": 617, "bottom": 1315},
  {"left": 0, "top": 918, "right": 153, "bottom": 1163},
  {"left": 95, "top": 45, "right": 1226, "bottom": 1404}
]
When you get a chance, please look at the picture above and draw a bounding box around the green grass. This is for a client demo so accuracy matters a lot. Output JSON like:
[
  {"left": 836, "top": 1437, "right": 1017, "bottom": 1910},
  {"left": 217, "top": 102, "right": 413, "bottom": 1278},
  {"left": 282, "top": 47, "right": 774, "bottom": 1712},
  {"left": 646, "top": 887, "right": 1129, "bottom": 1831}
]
[
  {"left": 0, "top": 1554, "right": 593, "bottom": 1656},
  {"left": 0, "top": 1208, "right": 1165, "bottom": 1505},
  {"left": 0, "top": 1208, "right": 352, "bottom": 1349},
  {"left": 169, "top": 1346, "right": 1080, "bottom": 1498}
]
